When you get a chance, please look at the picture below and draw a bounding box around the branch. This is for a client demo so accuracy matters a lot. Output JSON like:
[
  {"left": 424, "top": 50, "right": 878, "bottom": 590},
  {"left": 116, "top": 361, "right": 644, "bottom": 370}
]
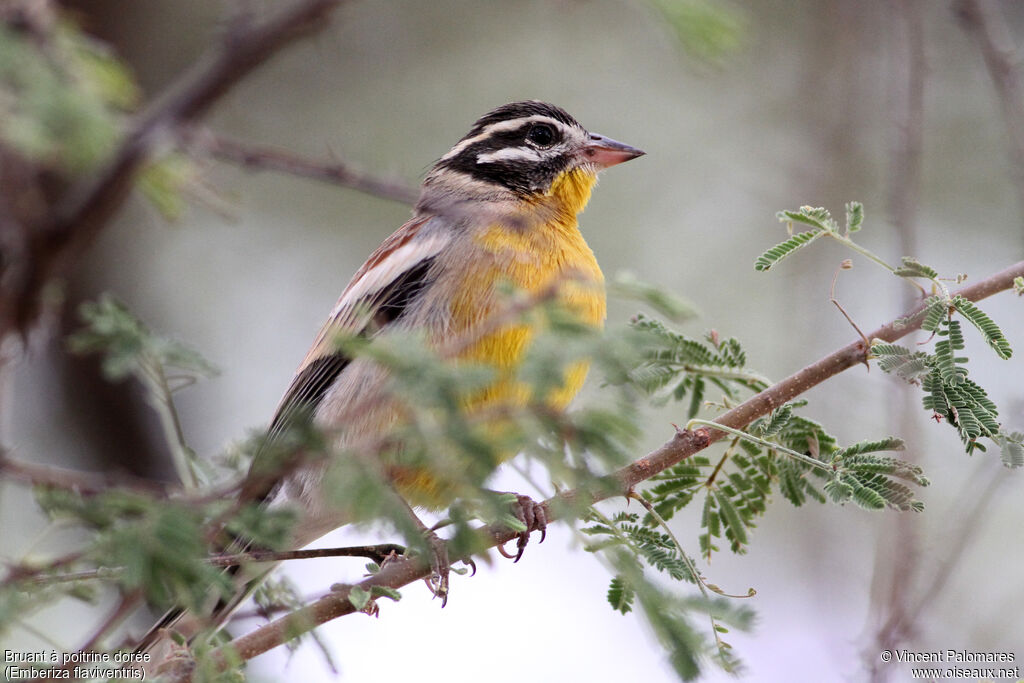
[
  {"left": 168, "top": 260, "right": 1024, "bottom": 681},
  {"left": 185, "top": 130, "right": 419, "bottom": 206},
  {"left": 0, "top": 0, "right": 350, "bottom": 337},
  {"left": 0, "top": 450, "right": 170, "bottom": 497},
  {"left": 954, "top": 0, "right": 1024, "bottom": 219},
  {"left": 868, "top": 3, "right": 927, "bottom": 676}
]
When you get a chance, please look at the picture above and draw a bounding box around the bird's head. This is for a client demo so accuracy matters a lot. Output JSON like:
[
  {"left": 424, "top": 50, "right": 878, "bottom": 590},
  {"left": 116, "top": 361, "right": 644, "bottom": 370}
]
[{"left": 421, "top": 101, "right": 644, "bottom": 217}]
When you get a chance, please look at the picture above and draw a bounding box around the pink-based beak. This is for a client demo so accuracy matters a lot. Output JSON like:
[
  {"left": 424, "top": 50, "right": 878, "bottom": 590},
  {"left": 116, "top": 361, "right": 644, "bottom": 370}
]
[{"left": 581, "top": 133, "right": 645, "bottom": 168}]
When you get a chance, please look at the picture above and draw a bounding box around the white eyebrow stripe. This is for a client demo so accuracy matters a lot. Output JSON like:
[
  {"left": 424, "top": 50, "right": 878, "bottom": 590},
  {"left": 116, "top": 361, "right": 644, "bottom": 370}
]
[
  {"left": 476, "top": 146, "right": 543, "bottom": 164},
  {"left": 440, "top": 115, "right": 574, "bottom": 161}
]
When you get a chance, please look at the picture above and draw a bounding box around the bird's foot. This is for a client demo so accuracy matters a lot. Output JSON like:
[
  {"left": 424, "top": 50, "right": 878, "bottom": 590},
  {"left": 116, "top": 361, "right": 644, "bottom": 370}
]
[
  {"left": 420, "top": 528, "right": 451, "bottom": 607},
  {"left": 496, "top": 492, "right": 547, "bottom": 563}
]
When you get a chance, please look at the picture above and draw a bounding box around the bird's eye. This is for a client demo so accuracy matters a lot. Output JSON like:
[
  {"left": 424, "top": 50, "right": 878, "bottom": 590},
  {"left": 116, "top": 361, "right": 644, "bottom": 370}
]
[{"left": 526, "top": 124, "right": 556, "bottom": 147}]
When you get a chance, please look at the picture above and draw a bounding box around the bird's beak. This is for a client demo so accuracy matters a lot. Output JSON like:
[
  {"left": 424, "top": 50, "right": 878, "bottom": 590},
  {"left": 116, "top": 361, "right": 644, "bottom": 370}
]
[{"left": 581, "top": 133, "right": 645, "bottom": 169}]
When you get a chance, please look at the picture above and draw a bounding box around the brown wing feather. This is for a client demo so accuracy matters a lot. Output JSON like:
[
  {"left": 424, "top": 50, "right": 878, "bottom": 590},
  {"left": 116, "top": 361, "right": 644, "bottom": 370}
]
[{"left": 265, "top": 215, "right": 446, "bottom": 440}]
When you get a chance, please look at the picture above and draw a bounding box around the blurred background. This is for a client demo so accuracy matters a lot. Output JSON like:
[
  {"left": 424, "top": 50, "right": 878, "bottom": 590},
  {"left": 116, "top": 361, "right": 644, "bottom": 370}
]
[{"left": 3, "top": 0, "right": 1023, "bottom": 681}]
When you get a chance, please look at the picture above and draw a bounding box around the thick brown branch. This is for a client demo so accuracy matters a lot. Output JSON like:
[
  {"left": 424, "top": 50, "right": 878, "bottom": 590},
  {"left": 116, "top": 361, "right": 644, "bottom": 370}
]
[
  {"left": 175, "top": 260, "right": 1024, "bottom": 680},
  {"left": 1, "top": 0, "right": 350, "bottom": 336},
  {"left": 186, "top": 130, "right": 419, "bottom": 205}
]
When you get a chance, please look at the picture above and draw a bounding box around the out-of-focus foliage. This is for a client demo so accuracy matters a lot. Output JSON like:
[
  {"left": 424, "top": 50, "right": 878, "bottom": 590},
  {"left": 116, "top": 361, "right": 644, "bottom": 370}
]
[
  {"left": 0, "top": 19, "right": 137, "bottom": 172},
  {"left": 0, "top": 261, "right": 935, "bottom": 681},
  {"left": 645, "top": 0, "right": 744, "bottom": 65}
]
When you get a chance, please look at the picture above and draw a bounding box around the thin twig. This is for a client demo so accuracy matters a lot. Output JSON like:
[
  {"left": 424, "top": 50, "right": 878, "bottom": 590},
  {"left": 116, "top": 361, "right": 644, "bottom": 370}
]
[
  {"left": 78, "top": 591, "right": 144, "bottom": 653},
  {"left": 140, "top": 359, "right": 200, "bottom": 489},
  {"left": 206, "top": 543, "right": 406, "bottom": 567},
  {"left": 185, "top": 130, "right": 419, "bottom": 206},
  {"left": 21, "top": 544, "right": 406, "bottom": 586},
  {"left": 830, "top": 259, "right": 871, "bottom": 361},
  {"left": 161, "top": 259, "right": 1024, "bottom": 681}
]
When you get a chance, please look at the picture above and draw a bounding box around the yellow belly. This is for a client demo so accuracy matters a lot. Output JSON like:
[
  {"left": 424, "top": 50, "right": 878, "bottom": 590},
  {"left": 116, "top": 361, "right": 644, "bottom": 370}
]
[
  {"left": 392, "top": 168, "right": 607, "bottom": 506},
  {"left": 455, "top": 214, "right": 606, "bottom": 408}
]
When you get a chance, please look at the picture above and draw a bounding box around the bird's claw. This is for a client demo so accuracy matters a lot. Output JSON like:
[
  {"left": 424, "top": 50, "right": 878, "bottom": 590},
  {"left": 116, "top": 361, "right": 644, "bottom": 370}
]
[
  {"left": 496, "top": 493, "right": 547, "bottom": 563},
  {"left": 419, "top": 528, "right": 450, "bottom": 607}
]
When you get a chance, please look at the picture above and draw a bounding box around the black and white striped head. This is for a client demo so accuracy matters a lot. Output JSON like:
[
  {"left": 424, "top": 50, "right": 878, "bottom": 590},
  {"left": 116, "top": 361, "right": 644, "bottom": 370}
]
[{"left": 425, "top": 101, "right": 644, "bottom": 199}]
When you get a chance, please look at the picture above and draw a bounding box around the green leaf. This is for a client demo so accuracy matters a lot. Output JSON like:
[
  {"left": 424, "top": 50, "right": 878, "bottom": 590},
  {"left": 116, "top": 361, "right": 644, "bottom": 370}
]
[
  {"left": 920, "top": 296, "right": 948, "bottom": 333},
  {"left": 347, "top": 586, "right": 371, "bottom": 611},
  {"left": 646, "top": 0, "right": 745, "bottom": 65},
  {"left": 777, "top": 206, "right": 836, "bottom": 231},
  {"left": 872, "top": 342, "right": 932, "bottom": 383},
  {"left": 856, "top": 473, "right": 924, "bottom": 512},
  {"left": 68, "top": 28, "right": 140, "bottom": 110},
  {"left": 840, "top": 454, "right": 928, "bottom": 486},
  {"left": 369, "top": 586, "right": 402, "bottom": 602},
  {"left": 610, "top": 272, "right": 698, "bottom": 322},
  {"left": 836, "top": 437, "right": 905, "bottom": 457},
  {"left": 845, "top": 201, "right": 864, "bottom": 233},
  {"left": 1014, "top": 276, "right": 1024, "bottom": 296},
  {"left": 68, "top": 295, "right": 217, "bottom": 382},
  {"left": 713, "top": 490, "right": 748, "bottom": 552},
  {"left": 952, "top": 295, "right": 1012, "bottom": 359},
  {"left": 755, "top": 403, "right": 796, "bottom": 437},
  {"left": 893, "top": 257, "right": 939, "bottom": 280},
  {"left": 846, "top": 476, "right": 888, "bottom": 511},
  {"left": 754, "top": 231, "right": 824, "bottom": 271},
  {"left": 607, "top": 575, "right": 636, "bottom": 614},
  {"left": 686, "top": 375, "right": 706, "bottom": 419},
  {"left": 138, "top": 154, "right": 197, "bottom": 221},
  {"left": 996, "top": 431, "right": 1024, "bottom": 469},
  {"left": 634, "top": 590, "right": 705, "bottom": 681},
  {"left": 823, "top": 476, "right": 853, "bottom": 504},
  {"left": 89, "top": 500, "right": 231, "bottom": 611},
  {"left": 933, "top": 319, "right": 967, "bottom": 386}
]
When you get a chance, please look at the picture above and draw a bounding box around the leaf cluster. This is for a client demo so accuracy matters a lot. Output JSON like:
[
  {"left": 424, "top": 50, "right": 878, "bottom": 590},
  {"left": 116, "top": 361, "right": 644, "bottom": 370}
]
[
  {"left": 874, "top": 300, "right": 1018, "bottom": 464},
  {"left": 754, "top": 203, "right": 864, "bottom": 271},
  {"left": 581, "top": 525, "right": 754, "bottom": 680},
  {"left": 641, "top": 404, "right": 926, "bottom": 564},
  {"left": 68, "top": 294, "right": 217, "bottom": 384},
  {"left": 0, "top": 18, "right": 137, "bottom": 173},
  {"left": 629, "top": 314, "right": 766, "bottom": 417},
  {"left": 756, "top": 202, "right": 1020, "bottom": 467}
]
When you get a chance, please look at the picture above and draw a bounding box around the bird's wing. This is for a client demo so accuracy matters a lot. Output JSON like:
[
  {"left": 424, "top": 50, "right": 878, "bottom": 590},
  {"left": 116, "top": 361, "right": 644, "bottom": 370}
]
[{"left": 266, "top": 214, "right": 451, "bottom": 441}]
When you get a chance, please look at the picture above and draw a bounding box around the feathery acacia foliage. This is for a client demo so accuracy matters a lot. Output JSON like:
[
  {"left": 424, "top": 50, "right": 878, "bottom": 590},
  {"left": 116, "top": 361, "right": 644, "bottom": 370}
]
[
  {"left": 873, "top": 294, "right": 1015, "bottom": 460},
  {"left": 1, "top": 202, "right": 1018, "bottom": 683},
  {"left": 761, "top": 203, "right": 1020, "bottom": 466},
  {"left": 3, "top": 4, "right": 1016, "bottom": 683}
]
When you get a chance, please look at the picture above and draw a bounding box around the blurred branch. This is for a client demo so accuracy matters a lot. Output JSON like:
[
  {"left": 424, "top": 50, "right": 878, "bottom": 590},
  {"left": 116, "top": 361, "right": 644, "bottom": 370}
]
[
  {"left": 163, "top": 258, "right": 1024, "bottom": 682},
  {"left": 868, "top": 3, "right": 927, "bottom": 679},
  {"left": 889, "top": 0, "right": 925, "bottom": 257},
  {"left": 78, "top": 590, "right": 144, "bottom": 653},
  {"left": 185, "top": 130, "right": 419, "bottom": 206},
  {"left": 0, "top": 0, "right": 350, "bottom": 338},
  {"left": 871, "top": 465, "right": 1005, "bottom": 656},
  {"left": 954, "top": 0, "right": 1024, "bottom": 221},
  {"left": 19, "top": 545, "right": 407, "bottom": 586},
  {"left": 0, "top": 450, "right": 169, "bottom": 497}
]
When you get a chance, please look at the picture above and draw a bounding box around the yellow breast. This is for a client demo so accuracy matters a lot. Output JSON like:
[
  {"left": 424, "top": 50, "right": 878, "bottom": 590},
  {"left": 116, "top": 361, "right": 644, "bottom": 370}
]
[
  {"left": 390, "top": 168, "right": 606, "bottom": 507},
  {"left": 453, "top": 167, "right": 606, "bottom": 409}
]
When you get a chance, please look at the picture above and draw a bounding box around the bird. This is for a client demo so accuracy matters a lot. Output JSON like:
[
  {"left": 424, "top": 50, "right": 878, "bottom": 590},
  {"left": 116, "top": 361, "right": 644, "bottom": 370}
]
[{"left": 142, "top": 100, "right": 643, "bottom": 656}]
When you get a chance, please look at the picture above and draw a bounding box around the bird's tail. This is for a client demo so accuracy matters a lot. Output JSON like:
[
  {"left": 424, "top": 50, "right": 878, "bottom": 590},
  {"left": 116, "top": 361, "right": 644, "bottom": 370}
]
[{"left": 135, "top": 552, "right": 283, "bottom": 680}]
